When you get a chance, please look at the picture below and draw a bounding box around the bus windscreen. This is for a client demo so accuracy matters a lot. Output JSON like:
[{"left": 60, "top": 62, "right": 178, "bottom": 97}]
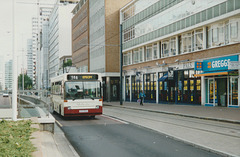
[{"left": 65, "top": 81, "right": 101, "bottom": 100}]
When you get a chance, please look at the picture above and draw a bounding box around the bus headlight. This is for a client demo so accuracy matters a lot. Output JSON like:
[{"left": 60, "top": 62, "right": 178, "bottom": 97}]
[
  {"left": 96, "top": 105, "right": 100, "bottom": 109},
  {"left": 68, "top": 106, "right": 71, "bottom": 110}
]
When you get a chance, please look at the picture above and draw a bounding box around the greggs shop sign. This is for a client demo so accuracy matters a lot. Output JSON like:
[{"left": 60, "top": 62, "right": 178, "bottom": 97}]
[{"left": 195, "top": 55, "right": 238, "bottom": 72}]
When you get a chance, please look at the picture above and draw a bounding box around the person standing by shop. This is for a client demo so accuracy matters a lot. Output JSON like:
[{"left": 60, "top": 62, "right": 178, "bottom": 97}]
[{"left": 139, "top": 90, "right": 146, "bottom": 105}]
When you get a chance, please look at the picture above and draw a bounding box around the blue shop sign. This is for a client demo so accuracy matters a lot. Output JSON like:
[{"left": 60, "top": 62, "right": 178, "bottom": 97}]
[
  {"left": 194, "top": 62, "right": 203, "bottom": 71},
  {"left": 203, "top": 55, "right": 238, "bottom": 72}
]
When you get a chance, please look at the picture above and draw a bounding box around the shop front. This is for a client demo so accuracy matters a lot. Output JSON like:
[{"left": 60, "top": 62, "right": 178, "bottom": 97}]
[
  {"left": 158, "top": 62, "right": 201, "bottom": 105},
  {"left": 125, "top": 73, "right": 142, "bottom": 102},
  {"left": 195, "top": 55, "right": 239, "bottom": 108},
  {"left": 144, "top": 73, "right": 157, "bottom": 103},
  {"left": 102, "top": 75, "right": 120, "bottom": 102}
]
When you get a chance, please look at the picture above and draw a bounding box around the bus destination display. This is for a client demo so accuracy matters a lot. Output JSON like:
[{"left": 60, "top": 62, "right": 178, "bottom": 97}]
[{"left": 67, "top": 74, "right": 98, "bottom": 81}]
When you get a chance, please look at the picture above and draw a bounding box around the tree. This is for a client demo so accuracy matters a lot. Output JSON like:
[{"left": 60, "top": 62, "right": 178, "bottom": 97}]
[
  {"left": 18, "top": 74, "right": 33, "bottom": 90},
  {"left": 63, "top": 59, "right": 72, "bottom": 67},
  {"left": 63, "top": 59, "right": 73, "bottom": 73}
]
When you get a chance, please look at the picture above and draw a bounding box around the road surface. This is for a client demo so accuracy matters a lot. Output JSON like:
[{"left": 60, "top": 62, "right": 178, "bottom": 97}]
[{"left": 54, "top": 112, "right": 221, "bottom": 157}]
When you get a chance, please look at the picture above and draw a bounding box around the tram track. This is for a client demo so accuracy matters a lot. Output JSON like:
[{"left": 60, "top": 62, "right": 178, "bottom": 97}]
[{"left": 104, "top": 107, "right": 240, "bottom": 139}]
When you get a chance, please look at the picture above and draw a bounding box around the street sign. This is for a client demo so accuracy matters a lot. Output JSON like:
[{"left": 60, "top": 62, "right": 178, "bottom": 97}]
[
  {"left": 203, "top": 55, "right": 238, "bottom": 71},
  {"left": 228, "top": 61, "right": 240, "bottom": 70},
  {"left": 168, "top": 67, "right": 174, "bottom": 80},
  {"left": 136, "top": 72, "right": 141, "bottom": 82}
]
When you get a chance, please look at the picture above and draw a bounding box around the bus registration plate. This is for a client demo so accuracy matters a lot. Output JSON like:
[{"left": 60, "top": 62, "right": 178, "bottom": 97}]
[{"left": 79, "top": 110, "right": 88, "bottom": 113}]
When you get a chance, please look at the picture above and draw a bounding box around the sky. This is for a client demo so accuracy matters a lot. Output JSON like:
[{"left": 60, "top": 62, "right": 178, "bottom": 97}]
[{"left": 0, "top": 0, "right": 56, "bottom": 75}]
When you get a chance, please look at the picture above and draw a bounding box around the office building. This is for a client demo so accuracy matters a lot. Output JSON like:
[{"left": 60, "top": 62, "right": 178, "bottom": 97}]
[
  {"left": 72, "top": 0, "right": 131, "bottom": 101},
  {"left": 5, "top": 60, "right": 13, "bottom": 90},
  {"left": 48, "top": 0, "right": 79, "bottom": 80},
  {"left": 27, "top": 39, "right": 33, "bottom": 81},
  {"left": 120, "top": 0, "right": 240, "bottom": 107}
]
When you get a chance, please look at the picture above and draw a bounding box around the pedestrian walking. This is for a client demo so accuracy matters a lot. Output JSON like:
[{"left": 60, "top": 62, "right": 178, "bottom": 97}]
[{"left": 139, "top": 90, "right": 146, "bottom": 105}]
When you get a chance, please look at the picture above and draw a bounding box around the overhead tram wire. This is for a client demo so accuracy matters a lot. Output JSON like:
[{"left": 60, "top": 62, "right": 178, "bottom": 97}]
[
  {"left": 89, "top": 31, "right": 122, "bottom": 50},
  {"left": 16, "top": 1, "right": 55, "bottom": 6},
  {"left": 88, "top": 1, "right": 179, "bottom": 50}
]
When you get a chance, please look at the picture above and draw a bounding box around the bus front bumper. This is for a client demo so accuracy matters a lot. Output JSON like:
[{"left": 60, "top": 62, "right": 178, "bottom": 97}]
[{"left": 63, "top": 106, "right": 102, "bottom": 117}]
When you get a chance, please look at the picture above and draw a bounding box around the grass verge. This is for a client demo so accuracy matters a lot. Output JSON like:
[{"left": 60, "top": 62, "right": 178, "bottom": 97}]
[{"left": 0, "top": 119, "right": 37, "bottom": 156}]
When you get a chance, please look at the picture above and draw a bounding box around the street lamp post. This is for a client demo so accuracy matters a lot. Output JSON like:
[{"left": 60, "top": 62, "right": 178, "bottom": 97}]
[
  {"left": 12, "top": 0, "right": 18, "bottom": 121},
  {"left": 120, "top": 24, "right": 123, "bottom": 105}
]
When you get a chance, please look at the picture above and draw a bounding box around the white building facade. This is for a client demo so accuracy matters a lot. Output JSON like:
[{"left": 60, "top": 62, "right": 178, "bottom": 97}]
[
  {"left": 89, "top": 0, "right": 105, "bottom": 72},
  {"left": 39, "top": 20, "right": 50, "bottom": 89},
  {"left": 31, "top": 17, "right": 38, "bottom": 88},
  {"left": 35, "top": 7, "right": 53, "bottom": 89},
  {"left": 5, "top": 60, "right": 13, "bottom": 90},
  {"left": 48, "top": 0, "right": 78, "bottom": 80},
  {"left": 120, "top": 0, "right": 240, "bottom": 108},
  {"left": 0, "top": 55, "right": 4, "bottom": 90},
  {"left": 27, "top": 39, "right": 33, "bottom": 81}
]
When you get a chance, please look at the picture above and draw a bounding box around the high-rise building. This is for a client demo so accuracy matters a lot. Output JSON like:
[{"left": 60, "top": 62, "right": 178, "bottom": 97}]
[
  {"left": 71, "top": 0, "right": 131, "bottom": 101},
  {"left": 48, "top": 0, "right": 79, "bottom": 80},
  {"left": 27, "top": 39, "right": 33, "bottom": 81},
  {"left": 31, "top": 7, "right": 52, "bottom": 89},
  {"left": 5, "top": 60, "right": 13, "bottom": 90},
  {"left": 120, "top": 0, "right": 240, "bottom": 107},
  {"left": 36, "top": 7, "right": 53, "bottom": 89},
  {"left": 0, "top": 55, "right": 4, "bottom": 90},
  {"left": 40, "top": 19, "right": 50, "bottom": 89},
  {"left": 31, "top": 17, "right": 38, "bottom": 88},
  {"left": 72, "top": 0, "right": 89, "bottom": 72}
]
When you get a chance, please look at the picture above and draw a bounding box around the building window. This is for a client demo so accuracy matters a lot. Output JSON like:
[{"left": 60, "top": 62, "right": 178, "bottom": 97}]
[
  {"left": 133, "top": 49, "right": 139, "bottom": 64},
  {"left": 123, "top": 27, "right": 135, "bottom": 42},
  {"left": 123, "top": 54, "right": 128, "bottom": 66},
  {"left": 123, "top": 52, "right": 132, "bottom": 66},
  {"left": 170, "top": 38, "right": 176, "bottom": 56},
  {"left": 212, "top": 27, "right": 219, "bottom": 45},
  {"left": 162, "top": 40, "right": 169, "bottom": 57},
  {"left": 145, "top": 45, "right": 152, "bottom": 61},
  {"left": 132, "top": 47, "right": 144, "bottom": 64},
  {"left": 195, "top": 29, "right": 203, "bottom": 51},
  {"left": 139, "top": 48, "right": 143, "bottom": 62},
  {"left": 225, "top": 22, "right": 229, "bottom": 44},
  {"left": 122, "top": 5, "right": 135, "bottom": 21},
  {"left": 182, "top": 32, "right": 192, "bottom": 53},
  {"left": 153, "top": 43, "right": 158, "bottom": 59},
  {"left": 208, "top": 18, "right": 240, "bottom": 48},
  {"left": 230, "top": 21, "right": 238, "bottom": 40}
]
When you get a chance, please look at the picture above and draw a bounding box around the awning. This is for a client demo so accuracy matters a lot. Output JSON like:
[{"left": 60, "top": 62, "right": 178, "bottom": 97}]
[
  {"left": 194, "top": 70, "right": 233, "bottom": 77},
  {"left": 158, "top": 73, "right": 168, "bottom": 81}
]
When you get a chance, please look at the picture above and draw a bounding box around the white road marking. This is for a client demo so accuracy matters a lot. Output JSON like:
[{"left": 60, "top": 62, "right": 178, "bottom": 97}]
[
  {"left": 100, "top": 114, "right": 129, "bottom": 124},
  {"left": 68, "top": 144, "right": 80, "bottom": 157},
  {"left": 56, "top": 120, "right": 63, "bottom": 127}
]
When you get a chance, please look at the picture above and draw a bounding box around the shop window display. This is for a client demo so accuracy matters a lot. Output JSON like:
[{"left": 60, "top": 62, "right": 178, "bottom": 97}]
[
  {"left": 159, "top": 73, "right": 168, "bottom": 102},
  {"left": 125, "top": 76, "right": 130, "bottom": 101},
  {"left": 230, "top": 77, "right": 238, "bottom": 106}
]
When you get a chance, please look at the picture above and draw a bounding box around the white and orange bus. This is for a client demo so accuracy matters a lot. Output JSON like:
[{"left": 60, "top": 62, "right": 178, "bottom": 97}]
[{"left": 51, "top": 73, "right": 103, "bottom": 118}]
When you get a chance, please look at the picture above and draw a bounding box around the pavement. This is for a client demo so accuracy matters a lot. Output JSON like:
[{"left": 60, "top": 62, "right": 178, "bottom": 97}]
[
  {"left": 30, "top": 117, "right": 80, "bottom": 157},
  {"left": 103, "top": 101, "right": 240, "bottom": 124},
  {"left": 1, "top": 101, "right": 240, "bottom": 157},
  {"left": 103, "top": 101, "right": 240, "bottom": 157}
]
